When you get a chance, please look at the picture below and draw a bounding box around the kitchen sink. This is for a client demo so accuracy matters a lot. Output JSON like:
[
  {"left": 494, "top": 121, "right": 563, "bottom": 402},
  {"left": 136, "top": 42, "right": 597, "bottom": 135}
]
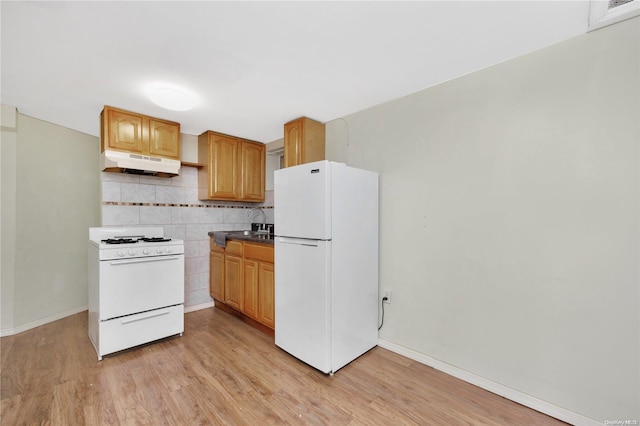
[
  {"left": 226, "top": 230, "right": 274, "bottom": 241},
  {"left": 230, "top": 230, "right": 265, "bottom": 236}
]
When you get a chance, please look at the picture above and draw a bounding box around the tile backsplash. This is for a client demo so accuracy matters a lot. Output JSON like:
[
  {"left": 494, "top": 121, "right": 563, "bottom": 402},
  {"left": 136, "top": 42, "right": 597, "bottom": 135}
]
[{"left": 101, "top": 166, "right": 274, "bottom": 309}]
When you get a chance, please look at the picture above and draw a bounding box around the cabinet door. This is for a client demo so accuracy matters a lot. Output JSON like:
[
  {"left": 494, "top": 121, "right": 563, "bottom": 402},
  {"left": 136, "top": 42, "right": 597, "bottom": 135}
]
[
  {"left": 224, "top": 255, "right": 243, "bottom": 310},
  {"left": 243, "top": 259, "right": 259, "bottom": 320},
  {"left": 241, "top": 141, "right": 265, "bottom": 202},
  {"left": 149, "top": 118, "right": 180, "bottom": 159},
  {"left": 106, "top": 109, "right": 144, "bottom": 153},
  {"left": 210, "top": 251, "right": 225, "bottom": 301},
  {"left": 258, "top": 262, "right": 275, "bottom": 328},
  {"left": 283, "top": 119, "right": 302, "bottom": 168},
  {"left": 210, "top": 135, "right": 239, "bottom": 199},
  {"left": 283, "top": 117, "right": 325, "bottom": 168}
]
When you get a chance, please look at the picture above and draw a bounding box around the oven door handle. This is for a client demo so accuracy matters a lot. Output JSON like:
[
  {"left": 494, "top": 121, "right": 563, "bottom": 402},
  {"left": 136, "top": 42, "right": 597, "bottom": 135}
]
[
  {"left": 109, "top": 255, "right": 182, "bottom": 265},
  {"left": 120, "top": 308, "right": 171, "bottom": 324}
]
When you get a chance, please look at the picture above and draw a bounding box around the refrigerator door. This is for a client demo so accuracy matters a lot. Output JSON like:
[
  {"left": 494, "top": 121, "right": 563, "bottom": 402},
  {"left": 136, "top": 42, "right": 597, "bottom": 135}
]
[
  {"left": 275, "top": 237, "right": 332, "bottom": 373},
  {"left": 274, "top": 161, "right": 331, "bottom": 240}
]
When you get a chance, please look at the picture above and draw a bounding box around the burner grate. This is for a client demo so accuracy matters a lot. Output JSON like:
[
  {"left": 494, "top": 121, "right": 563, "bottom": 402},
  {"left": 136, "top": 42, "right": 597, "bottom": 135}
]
[
  {"left": 101, "top": 236, "right": 172, "bottom": 245},
  {"left": 101, "top": 238, "right": 137, "bottom": 245},
  {"left": 138, "top": 237, "right": 171, "bottom": 243}
]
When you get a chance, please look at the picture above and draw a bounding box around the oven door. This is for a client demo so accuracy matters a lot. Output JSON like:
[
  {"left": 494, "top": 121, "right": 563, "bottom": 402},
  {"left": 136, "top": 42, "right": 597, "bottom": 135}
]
[{"left": 99, "top": 254, "right": 184, "bottom": 320}]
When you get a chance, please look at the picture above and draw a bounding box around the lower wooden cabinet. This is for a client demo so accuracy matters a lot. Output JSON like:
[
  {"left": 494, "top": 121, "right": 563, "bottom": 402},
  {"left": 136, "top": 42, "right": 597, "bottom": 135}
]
[
  {"left": 243, "top": 259, "right": 259, "bottom": 321},
  {"left": 209, "top": 238, "right": 274, "bottom": 331},
  {"left": 224, "top": 254, "right": 243, "bottom": 311},
  {"left": 209, "top": 250, "right": 224, "bottom": 301},
  {"left": 257, "top": 262, "right": 274, "bottom": 328}
]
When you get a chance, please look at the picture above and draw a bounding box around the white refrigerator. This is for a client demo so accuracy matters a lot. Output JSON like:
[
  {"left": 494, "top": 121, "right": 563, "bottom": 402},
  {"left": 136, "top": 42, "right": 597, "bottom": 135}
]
[{"left": 274, "top": 160, "right": 379, "bottom": 374}]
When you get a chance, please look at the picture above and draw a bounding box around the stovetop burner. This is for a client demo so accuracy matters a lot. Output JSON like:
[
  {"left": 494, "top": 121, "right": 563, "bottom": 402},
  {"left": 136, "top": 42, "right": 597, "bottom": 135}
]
[
  {"left": 138, "top": 237, "right": 172, "bottom": 243},
  {"left": 101, "top": 238, "right": 137, "bottom": 245},
  {"left": 101, "top": 237, "right": 172, "bottom": 245}
]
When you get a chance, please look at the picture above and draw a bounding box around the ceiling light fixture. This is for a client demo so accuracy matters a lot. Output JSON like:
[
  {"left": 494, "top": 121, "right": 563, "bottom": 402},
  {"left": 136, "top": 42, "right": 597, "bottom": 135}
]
[{"left": 147, "top": 83, "right": 197, "bottom": 111}]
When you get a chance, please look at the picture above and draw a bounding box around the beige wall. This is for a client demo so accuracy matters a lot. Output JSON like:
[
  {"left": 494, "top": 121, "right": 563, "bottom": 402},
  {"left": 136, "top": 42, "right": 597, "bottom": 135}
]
[
  {"left": 265, "top": 138, "right": 284, "bottom": 191},
  {"left": 326, "top": 17, "right": 639, "bottom": 423},
  {"left": 1, "top": 112, "right": 100, "bottom": 334},
  {"left": 1, "top": 105, "right": 18, "bottom": 331}
]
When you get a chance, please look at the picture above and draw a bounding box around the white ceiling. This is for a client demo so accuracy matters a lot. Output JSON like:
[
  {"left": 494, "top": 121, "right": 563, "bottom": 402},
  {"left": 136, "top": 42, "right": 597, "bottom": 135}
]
[{"left": 1, "top": 1, "right": 590, "bottom": 143}]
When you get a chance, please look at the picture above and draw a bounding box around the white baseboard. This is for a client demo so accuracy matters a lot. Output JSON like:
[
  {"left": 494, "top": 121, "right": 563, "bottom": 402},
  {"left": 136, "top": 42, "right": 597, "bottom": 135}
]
[
  {"left": 377, "top": 339, "right": 601, "bottom": 426},
  {"left": 0, "top": 305, "right": 88, "bottom": 337},
  {"left": 184, "top": 301, "right": 215, "bottom": 313}
]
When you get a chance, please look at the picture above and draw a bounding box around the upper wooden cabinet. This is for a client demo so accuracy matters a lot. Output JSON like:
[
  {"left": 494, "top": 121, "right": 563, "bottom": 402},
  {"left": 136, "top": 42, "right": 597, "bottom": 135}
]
[
  {"left": 241, "top": 140, "right": 266, "bottom": 201},
  {"left": 283, "top": 117, "right": 325, "bottom": 168},
  {"left": 201, "top": 132, "right": 240, "bottom": 200},
  {"left": 148, "top": 118, "right": 180, "bottom": 159},
  {"left": 100, "top": 106, "right": 180, "bottom": 160},
  {"left": 102, "top": 108, "right": 144, "bottom": 154},
  {"left": 198, "top": 130, "right": 265, "bottom": 202}
]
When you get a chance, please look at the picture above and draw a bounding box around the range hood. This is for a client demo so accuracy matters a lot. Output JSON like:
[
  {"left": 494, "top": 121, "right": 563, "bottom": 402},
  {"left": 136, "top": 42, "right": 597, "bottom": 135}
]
[{"left": 101, "top": 150, "right": 180, "bottom": 177}]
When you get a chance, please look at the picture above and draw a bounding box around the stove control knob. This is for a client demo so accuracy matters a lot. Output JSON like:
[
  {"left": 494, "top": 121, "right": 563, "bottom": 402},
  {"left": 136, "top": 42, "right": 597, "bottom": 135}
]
[
  {"left": 165, "top": 247, "right": 172, "bottom": 253},
  {"left": 128, "top": 250, "right": 135, "bottom": 256},
  {"left": 117, "top": 251, "right": 125, "bottom": 257},
  {"left": 142, "top": 249, "right": 150, "bottom": 255},
  {"left": 157, "top": 248, "right": 163, "bottom": 254}
]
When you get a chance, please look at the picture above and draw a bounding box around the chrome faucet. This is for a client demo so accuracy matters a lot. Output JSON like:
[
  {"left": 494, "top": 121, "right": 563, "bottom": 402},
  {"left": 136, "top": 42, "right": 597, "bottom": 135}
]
[{"left": 247, "top": 207, "right": 266, "bottom": 227}]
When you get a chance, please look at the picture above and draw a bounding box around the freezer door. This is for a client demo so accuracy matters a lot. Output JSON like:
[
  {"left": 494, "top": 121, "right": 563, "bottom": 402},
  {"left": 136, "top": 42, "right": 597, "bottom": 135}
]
[
  {"left": 274, "top": 161, "right": 331, "bottom": 240},
  {"left": 275, "top": 237, "right": 332, "bottom": 373}
]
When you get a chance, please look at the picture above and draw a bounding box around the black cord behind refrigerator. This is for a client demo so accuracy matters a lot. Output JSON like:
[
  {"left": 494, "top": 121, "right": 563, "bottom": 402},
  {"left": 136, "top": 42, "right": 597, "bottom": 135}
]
[{"left": 378, "top": 296, "right": 388, "bottom": 330}]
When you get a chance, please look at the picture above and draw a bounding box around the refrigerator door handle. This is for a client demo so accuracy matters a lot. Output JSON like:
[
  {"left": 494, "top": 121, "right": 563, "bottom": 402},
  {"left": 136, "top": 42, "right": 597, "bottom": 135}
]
[{"left": 277, "top": 237, "right": 322, "bottom": 247}]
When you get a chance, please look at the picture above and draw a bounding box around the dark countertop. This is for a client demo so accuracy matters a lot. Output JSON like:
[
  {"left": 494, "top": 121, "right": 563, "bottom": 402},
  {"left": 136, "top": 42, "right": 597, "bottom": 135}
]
[{"left": 208, "top": 231, "right": 274, "bottom": 246}]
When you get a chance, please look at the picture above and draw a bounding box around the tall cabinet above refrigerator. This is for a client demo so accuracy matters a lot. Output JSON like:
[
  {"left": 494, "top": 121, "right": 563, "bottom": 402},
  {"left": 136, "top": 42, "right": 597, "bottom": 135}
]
[{"left": 274, "top": 160, "right": 379, "bottom": 374}]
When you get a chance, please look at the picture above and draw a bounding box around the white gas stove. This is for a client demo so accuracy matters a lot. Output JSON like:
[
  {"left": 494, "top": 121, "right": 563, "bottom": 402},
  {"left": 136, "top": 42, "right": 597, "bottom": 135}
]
[
  {"left": 90, "top": 229, "right": 184, "bottom": 260},
  {"left": 88, "top": 227, "right": 185, "bottom": 360}
]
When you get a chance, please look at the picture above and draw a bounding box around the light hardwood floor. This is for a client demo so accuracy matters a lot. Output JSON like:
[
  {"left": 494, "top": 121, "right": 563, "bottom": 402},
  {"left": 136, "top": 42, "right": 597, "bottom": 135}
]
[{"left": 1, "top": 308, "right": 566, "bottom": 425}]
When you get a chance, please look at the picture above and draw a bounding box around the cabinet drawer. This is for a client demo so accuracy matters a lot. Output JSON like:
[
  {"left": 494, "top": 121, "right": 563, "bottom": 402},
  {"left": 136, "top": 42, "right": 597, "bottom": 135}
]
[
  {"left": 97, "top": 304, "right": 184, "bottom": 359},
  {"left": 225, "top": 240, "right": 243, "bottom": 256},
  {"left": 244, "top": 243, "right": 274, "bottom": 263}
]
